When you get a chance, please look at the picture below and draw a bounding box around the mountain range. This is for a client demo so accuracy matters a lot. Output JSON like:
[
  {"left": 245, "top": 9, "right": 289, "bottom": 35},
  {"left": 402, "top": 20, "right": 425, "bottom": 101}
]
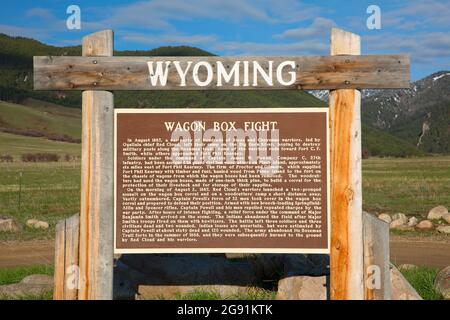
[
  {"left": 0, "top": 33, "right": 448, "bottom": 156},
  {"left": 310, "top": 72, "right": 450, "bottom": 154}
]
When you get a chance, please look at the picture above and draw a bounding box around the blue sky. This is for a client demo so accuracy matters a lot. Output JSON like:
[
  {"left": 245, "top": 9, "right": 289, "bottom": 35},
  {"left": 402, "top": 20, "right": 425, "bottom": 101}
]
[{"left": 1, "top": 0, "right": 449, "bottom": 80}]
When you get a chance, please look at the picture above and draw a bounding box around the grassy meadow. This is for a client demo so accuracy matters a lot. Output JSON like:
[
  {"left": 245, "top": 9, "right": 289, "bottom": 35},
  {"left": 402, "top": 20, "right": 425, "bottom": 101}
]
[{"left": 362, "top": 156, "right": 450, "bottom": 216}]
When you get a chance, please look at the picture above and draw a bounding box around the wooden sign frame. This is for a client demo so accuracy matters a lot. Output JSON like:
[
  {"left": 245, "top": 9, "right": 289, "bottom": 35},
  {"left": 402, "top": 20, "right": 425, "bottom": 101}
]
[{"left": 34, "top": 28, "right": 410, "bottom": 300}]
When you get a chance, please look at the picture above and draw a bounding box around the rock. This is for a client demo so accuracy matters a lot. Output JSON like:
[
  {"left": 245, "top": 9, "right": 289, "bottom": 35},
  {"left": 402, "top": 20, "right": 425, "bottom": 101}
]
[
  {"left": 0, "top": 275, "right": 53, "bottom": 299},
  {"left": 398, "top": 264, "right": 418, "bottom": 271},
  {"left": 434, "top": 266, "right": 450, "bottom": 299},
  {"left": 20, "top": 274, "right": 53, "bottom": 286},
  {"left": 378, "top": 213, "right": 392, "bottom": 224},
  {"left": 390, "top": 219, "right": 406, "bottom": 229},
  {"left": 392, "top": 213, "right": 408, "bottom": 224},
  {"left": 276, "top": 276, "right": 328, "bottom": 300},
  {"left": 390, "top": 264, "right": 422, "bottom": 300},
  {"left": 407, "top": 217, "right": 419, "bottom": 227},
  {"left": 34, "top": 221, "right": 49, "bottom": 230},
  {"left": 26, "top": 219, "right": 39, "bottom": 228},
  {"left": 443, "top": 213, "right": 450, "bottom": 224},
  {"left": 436, "top": 226, "right": 450, "bottom": 234},
  {"left": 427, "top": 206, "right": 448, "bottom": 220},
  {"left": 416, "top": 220, "right": 434, "bottom": 231},
  {"left": 26, "top": 219, "right": 49, "bottom": 230},
  {"left": 0, "top": 283, "right": 52, "bottom": 299},
  {"left": 0, "top": 218, "right": 20, "bottom": 233}
]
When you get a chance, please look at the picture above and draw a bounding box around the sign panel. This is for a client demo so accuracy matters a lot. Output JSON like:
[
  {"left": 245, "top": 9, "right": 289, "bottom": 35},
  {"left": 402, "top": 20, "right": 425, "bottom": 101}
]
[
  {"left": 114, "top": 108, "right": 330, "bottom": 253},
  {"left": 34, "top": 55, "right": 410, "bottom": 91}
]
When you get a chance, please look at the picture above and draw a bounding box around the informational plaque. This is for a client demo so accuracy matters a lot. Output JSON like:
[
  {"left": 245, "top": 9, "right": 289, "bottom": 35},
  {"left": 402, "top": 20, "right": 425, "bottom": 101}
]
[{"left": 114, "top": 108, "right": 329, "bottom": 253}]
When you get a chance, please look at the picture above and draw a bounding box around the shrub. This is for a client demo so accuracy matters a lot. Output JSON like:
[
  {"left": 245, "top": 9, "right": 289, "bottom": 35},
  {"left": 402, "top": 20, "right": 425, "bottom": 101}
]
[{"left": 21, "top": 153, "right": 60, "bottom": 162}]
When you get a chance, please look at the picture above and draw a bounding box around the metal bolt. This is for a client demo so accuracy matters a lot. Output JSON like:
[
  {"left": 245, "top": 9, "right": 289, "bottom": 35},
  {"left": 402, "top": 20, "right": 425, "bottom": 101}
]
[
  {"left": 345, "top": 80, "right": 350, "bottom": 85},
  {"left": 93, "top": 60, "right": 98, "bottom": 64}
]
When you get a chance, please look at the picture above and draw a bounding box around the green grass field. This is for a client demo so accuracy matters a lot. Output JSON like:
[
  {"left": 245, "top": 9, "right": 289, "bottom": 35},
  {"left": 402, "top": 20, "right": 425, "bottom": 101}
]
[
  {"left": 400, "top": 266, "right": 443, "bottom": 300},
  {"left": 0, "top": 265, "right": 53, "bottom": 300},
  {"left": 362, "top": 156, "right": 450, "bottom": 216},
  {"left": 0, "top": 161, "right": 80, "bottom": 241},
  {"left": 0, "top": 132, "right": 80, "bottom": 161}
]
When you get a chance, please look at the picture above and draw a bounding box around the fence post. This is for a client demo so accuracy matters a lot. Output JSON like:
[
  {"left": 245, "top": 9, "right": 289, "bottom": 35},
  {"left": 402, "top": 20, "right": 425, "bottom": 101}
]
[
  {"left": 363, "top": 212, "right": 391, "bottom": 300},
  {"left": 329, "top": 28, "right": 365, "bottom": 300},
  {"left": 78, "top": 30, "right": 115, "bottom": 300},
  {"left": 53, "top": 214, "right": 80, "bottom": 300}
]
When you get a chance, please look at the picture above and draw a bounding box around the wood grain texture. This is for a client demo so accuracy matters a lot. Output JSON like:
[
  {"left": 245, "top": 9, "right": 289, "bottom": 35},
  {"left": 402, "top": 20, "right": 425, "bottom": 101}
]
[
  {"left": 34, "top": 55, "right": 410, "bottom": 90},
  {"left": 64, "top": 214, "right": 80, "bottom": 300},
  {"left": 78, "top": 30, "right": 114, "bottom": 300},
  {"left": 329, "top": 28, "right": 364, "bottom": 300},
  {"left": 53, "top": 220, "right": 65, "bottom": 300},
  {"left": 53, "top": 214, "right": 80, "bottom": 300},
  {"left": 363, "top": 212, "right": 391, "bottom": 300}
]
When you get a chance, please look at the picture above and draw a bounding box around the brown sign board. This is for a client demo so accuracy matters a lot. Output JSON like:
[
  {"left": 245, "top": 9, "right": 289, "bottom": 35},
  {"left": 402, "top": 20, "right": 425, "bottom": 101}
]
[{"left": 114, "top": 108, "right": 330, "bottom": 253}]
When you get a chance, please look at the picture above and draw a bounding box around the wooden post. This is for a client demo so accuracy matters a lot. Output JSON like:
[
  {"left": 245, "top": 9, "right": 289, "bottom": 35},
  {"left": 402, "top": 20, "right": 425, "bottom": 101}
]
[
  {"left": 329, "top": 28, "right": 364, "bottom": 300},
  {"left": 53, "top": 214, "right": 80, "bottom": 300},
  {"left": 78, "top": 30, "right": 115, "bottom": 300},
  {"left": 363, "top": 212, "right": 391, "bottom": 300}
]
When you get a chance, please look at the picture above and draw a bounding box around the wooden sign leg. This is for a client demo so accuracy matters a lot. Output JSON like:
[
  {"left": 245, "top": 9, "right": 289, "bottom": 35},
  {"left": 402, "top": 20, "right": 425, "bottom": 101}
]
[
  {"left": 329, "top": 28, "right": 364, "bottom": 300},
  {"left": 78, "top": 30, "right": 114, "bottom": 300}
]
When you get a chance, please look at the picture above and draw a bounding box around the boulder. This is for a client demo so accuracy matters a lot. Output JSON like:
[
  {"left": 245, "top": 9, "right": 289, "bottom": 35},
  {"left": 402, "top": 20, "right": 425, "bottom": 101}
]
[
  {"left": 0, "top": 275, "right": 53, "bottom": 299},
  {"left": 443, "top": 213, "right": 450, "bottom": 224},
  {"left": 390, "top": 264, "right": 422, "bottom": 300},
  {"left": 390, "top": 219, "right": 406, "bottom": 229},
  {"left": 20, "top": 274, "right": 53, "bottom": 286},
  {"left": 436, "top": 226, "right": 450, "bottom": 234},
  {"left": 392, "top": 213, "right": 408, "bottom": 224},
  {"left": 434, "top": 266, "right": 450, "bottom": 299},
  {"left": 416, "top": 220, "right": 434, "bottom": 231},
  {"left": 407, "top": 216, "right": 419, "bottom": 227},
  {"left": 26, "top": 219, "right": 49, "bottom": 230},
  {"left": 276, "top": 276, "right": 328, "bottom": 300},
  {"left": 0, "top": 218, "right": 20, "bottom": 233},
  {"left": 34, "top": 221, "right": 49, "bottom": 230},
  {"left": 427, "top": 206, "right": 448, "bottom": 220},
  {"left": 26, "top": 219, "right": 39, "bottom": 228},
  {"left": 378, "top": 213, "right": 392, "bottom": 224}
]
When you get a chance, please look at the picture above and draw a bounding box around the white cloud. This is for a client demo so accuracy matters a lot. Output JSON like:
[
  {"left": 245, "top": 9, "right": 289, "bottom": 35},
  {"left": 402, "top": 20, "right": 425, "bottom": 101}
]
[
  {"left": 120, "top": 32, "right": 217, "bottom": 45},
  {"left": 274, "top": 17, "right": 336, "bottom": 40},
  {"left": 364, "top": 31, "right": 450, "bottom": 63}
]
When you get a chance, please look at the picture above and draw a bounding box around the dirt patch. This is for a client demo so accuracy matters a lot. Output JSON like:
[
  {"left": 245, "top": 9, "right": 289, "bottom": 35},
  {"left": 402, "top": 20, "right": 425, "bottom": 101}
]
[
  {"left": 390, "top": 236, "right": 450, "bottom": 268},
  {"left": 0, "top": 240, "right": 54, "bottom": 268}
]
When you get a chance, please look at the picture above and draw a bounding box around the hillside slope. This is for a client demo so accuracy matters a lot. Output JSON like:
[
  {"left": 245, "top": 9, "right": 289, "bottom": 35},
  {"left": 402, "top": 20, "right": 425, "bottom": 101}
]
[
  {"left": 0, "top": 33, "right": 431, "bottom": 157},
  {"left": 362, "top": 71, "right": 450, "bottom": 154},
  {"left": 0, "top": 99, "right": 81, "bottom": 141}
]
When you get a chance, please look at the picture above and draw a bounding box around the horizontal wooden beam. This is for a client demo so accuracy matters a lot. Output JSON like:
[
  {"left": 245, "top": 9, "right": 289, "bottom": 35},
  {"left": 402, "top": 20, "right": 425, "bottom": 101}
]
[{"left": 34, "top": 55, "right": 409, "bottom": 91}]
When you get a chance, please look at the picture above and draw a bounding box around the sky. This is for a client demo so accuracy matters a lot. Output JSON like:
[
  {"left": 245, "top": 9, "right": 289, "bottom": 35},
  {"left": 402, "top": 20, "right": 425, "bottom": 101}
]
[{"left": 1, "top": 0, "right": 449, "bottom": 80}]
